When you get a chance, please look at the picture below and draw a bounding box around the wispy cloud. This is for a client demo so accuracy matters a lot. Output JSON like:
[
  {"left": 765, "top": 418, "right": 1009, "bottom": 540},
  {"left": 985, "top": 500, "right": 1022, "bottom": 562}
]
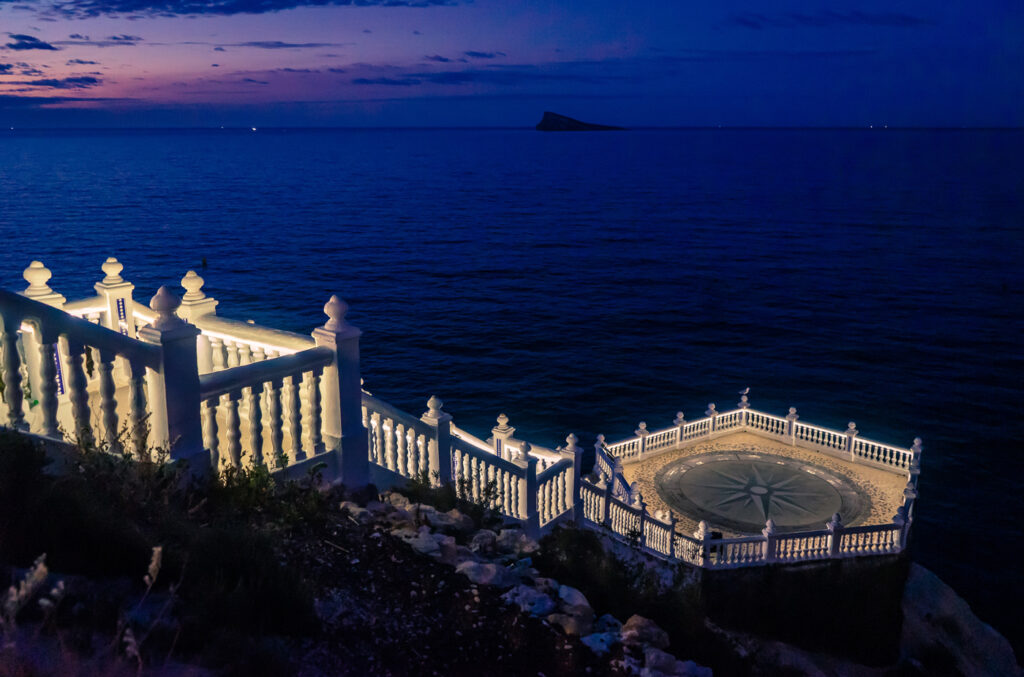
[
  {"left": 11, "top": 75, "right": 102, "bottom": 89},
  {"left": 728, "top": 11, "right": 932, "bottom": 30},
  {"left": 66, "top": 58, "right": 100, "bottom": 65},
  {"left": 31, "top": 0, "right": 456, "bottom": 19},
  {"left": 55, "top": 34, "right": 143, "bottom": 47},
  {"left": 221, "top": 40, "right": 349, "bottom": 49},
  {"left": 5, "top": 34, "right": 59, "bottom": 51},
  {"left": 464, "top": 51, "right": 505, "bottom": 59}
]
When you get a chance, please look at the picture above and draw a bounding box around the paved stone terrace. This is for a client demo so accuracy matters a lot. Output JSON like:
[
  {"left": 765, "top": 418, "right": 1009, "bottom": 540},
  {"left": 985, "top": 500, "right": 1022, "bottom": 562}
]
[{"left": 620, "top": 431, "right": 908, "bottom": 538}]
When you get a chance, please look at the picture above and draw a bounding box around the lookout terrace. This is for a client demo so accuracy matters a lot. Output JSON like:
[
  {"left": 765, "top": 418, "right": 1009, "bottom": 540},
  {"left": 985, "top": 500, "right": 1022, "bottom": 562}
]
[{"left": 0, "top": 258, "right": 922, "bottom": 570}]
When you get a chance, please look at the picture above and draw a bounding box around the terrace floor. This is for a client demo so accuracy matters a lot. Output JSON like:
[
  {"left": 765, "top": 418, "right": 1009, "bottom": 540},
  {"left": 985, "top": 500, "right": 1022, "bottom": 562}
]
[{"left": 620, "top": 431, "right": 907, "bottom": 538}]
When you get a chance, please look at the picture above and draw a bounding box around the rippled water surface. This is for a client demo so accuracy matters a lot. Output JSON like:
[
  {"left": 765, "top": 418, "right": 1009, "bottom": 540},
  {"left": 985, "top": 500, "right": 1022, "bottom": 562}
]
[{"left": 2, "top": 128, "right": 1022, "bottom": 646}]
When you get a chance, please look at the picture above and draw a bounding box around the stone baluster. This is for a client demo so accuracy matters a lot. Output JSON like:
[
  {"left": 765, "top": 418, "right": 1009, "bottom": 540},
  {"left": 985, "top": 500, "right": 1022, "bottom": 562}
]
[
  {"left": 668, "top": 512, "right": 678, "bottom": 560},
  {"left": 285, "top": 374, "right": 304, "bottom": 463},
  {"left": 312, "top": 295, "right": 368, "bottom": 487},
  {"left": 673, "top": 411, "right": 685, "bottom": 443},
  {"left": 127, "top": 360, "right": 149, "bottom": 458},
  {"left": 307, "top": 367, "right": 323, "bottom": 454},
  {"left": 635, "top": 422, "right": 649, "bottom": 456},
  {"left": 762, "top": 519, "right": 777, "bottom": 563},
  {"left": 246, "top": 385, "right": 264, "bottom": 467},
  {"left": 97, "top": 349, "right": 120, "bottom": 453},
  {"left": 1, "top": 313, "right": 28, "bottom": 431},
  {"left": 65, "top": 340, "right": 93, "bottom": 446},
  {"left": 196, "top": 335, "right": 214, "bottom": 374},
  {"left": 395, "top": 422, "right": 407, "bottom": 475},
  {"left": 785, "top": 407, "right": 799, "bottom": 445},
  {"left": 237, "top": 344, "right": 253, "bottom": 367},
  {"left": 601, "top": 479, "right": 613, "bottom": 527},
  {"left": 416, "top": 431, "right": 428, "bottom": 478},
  {"left": 224, "top": 391, "right": 242, "bottom": 468},
  {"left": 421, "top": 395, "right": 453, "bottom": 485},
  {"left": 266, "top": 379, "right": 285, "bottom": 468},
  {"left": 137, "top": 287, "right": 205, "bottom": 473},
  {"left": 491, "top": 413, "right": 515, "bottom": 460},
  {"left": 846, "top": 422, "right": 859, "bottom": 462},
  {"left": 252, "top": 345, "right": 266, "bottom": 363},
  {"left": 384, "top": 420, "right": 397, "bottom": 471},
  {"left": 202, "top": 398, "right": 220, "bottom": 469},
  {"left": 826, "top": 512, "right": 844, "bottom": 558},
  {"left": 210, "top": 338, "right": 226, "bottom": 371},
  {"left": 371, "top": 412, "right": 384, "bottom": 466},
  {"left": 35, "top": 325, "right": 60, "bottom": 438},
  {"left": 705, "top": 403, "right": 718, "bottom": 432},
  {"left": 225, "top": 341, "right": 239, "bottom": 369}
]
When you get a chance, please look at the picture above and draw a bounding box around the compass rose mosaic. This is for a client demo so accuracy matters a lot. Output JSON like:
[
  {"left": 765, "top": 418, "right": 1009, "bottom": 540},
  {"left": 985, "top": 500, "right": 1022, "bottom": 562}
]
[{"left": 654, "top": 452, "right": 868, "bottom": 534}]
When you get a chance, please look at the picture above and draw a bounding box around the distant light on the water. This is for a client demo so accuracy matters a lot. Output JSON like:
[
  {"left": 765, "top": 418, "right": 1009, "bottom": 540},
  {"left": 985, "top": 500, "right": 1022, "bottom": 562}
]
[{"left": 251, "top": 127, "right": 257, "bottom": 132}]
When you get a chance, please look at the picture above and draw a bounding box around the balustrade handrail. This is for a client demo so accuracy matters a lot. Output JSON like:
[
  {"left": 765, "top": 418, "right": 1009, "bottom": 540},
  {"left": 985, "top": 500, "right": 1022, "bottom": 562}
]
[
  {"left": 536, "top": 457, "right": 573, "bottom": 484},
  {"left": 63, "top": 296, "right": 107, "bottom": 315},
  {"left": 0, "top": 289, "right": 160, "bottom": 367},
  {"left": 362, "top": 392, "right": 435, "bottom": 438},
  {"left": 199, "top": 346, "right": 333, "bottom": 401},
  {"left": 450, "top": 423, "right": 493, "bottom": 452},
  {"left": 451, "top": 436, "right": 526, "bottom": 475}
]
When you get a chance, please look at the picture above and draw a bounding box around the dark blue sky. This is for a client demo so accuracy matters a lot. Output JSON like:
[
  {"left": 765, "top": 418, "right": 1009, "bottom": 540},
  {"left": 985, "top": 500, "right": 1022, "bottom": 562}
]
[{"left": 0, "top": 0, "right": 1020, "bottom": 127}]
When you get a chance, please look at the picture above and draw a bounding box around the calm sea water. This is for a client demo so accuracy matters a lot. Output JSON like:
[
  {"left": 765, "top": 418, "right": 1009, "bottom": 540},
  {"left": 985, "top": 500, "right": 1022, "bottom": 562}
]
[{"left": 2, "top": 128, "right": 1022, "bottom": 648}]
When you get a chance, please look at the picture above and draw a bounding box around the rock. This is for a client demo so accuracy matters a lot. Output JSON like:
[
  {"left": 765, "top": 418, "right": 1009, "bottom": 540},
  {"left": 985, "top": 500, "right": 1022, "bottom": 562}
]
[
  {"left": 502, "top": 584, "right": 557, "bottom": 616},
  {"left": 546, "top": 612, "right": 593, "bottom": 637},
  {"left": 496, "top": 529, "right": 540, "bottom": 556},
  {"left": 469, "top": 530, "right": 497, "bottom": 554},
  {"left": 621, "top": 615, "right": 670, "bottom": 650},
  {"left": 644, "top": 647, "right": 678, "bottom": 673},
  {"left": 581, "top": 632, "right": 619, "bottom": 655},
  {"left": 384, "top": 492, "right": 410, "bottom": 509},
  {"left": 339, "top": 501, "right": 366, "bottom": 517},
  {"left": 901, "top": 563, "right": 1021, "bottom": 676},
  {"left": 455, "top": 561, "right": 511, "bottom": 587},
  {"left": 536, "top": 111, "right": 625, "bottom": 132},
  {"left": 594, "top": 614, "right": 622, "bottom": 633},
  {"left": 445, "top": 508, "right": 475, "bottom": 533},
  {"left": 435, "top": 535, "right": 458, "bottom": 564},
  {"left": 533, "top": 577, "right": 559, "bottom": 596},
  {"left": 405, "top": 527, "right": 440, "bottom": 556},
  {"left": 453, "top": 545, "right": 476, "bottom": 564},
  {"left": 558, "top": 584, "right": 590, "bottom": 610},
  {"left": 410, "top": 503, "right": 438, "bottom": 518}
]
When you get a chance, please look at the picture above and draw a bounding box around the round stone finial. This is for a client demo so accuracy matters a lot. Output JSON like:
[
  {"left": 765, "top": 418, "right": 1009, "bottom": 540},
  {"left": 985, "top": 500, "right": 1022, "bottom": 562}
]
[
  {"left": 893, "top": 506, "right": 907, "bottom": 526},
  {"left": 904, "top": 481, "right": 918, "bottom": 500},
  {"left": 427, "top": 395, "right": 443, "bottom": 416},
  {"left": 695, "top": 520, "right": 710, "bottom": 539},
  {"left": 323, "top": 294, "right": 350, "bottom": 331},
  {"left": 518, "top": 442, "right": 531, "bottom": 460},
  {"left": 827, "top": 512, "right": 843, "bottom": 530},
  {"left": 595, "top": 433, "right": 605, "bottom": 445},
  {"left": 23, "top": 260, "right": 53, "bottom": 297},
  {"left": 847, "top": 421, "right": 857, "bottom": 432},
  {"left": 706, "top": 403, "right": 717, "bottom": 416},
  {"left": 763, "top": 518, "right": 777, "bottom": 536},
  {"left": 101, "top": 257, "right": 124, "bottom": 285},
  {"left": 674, "top": 411, "right": 685, "bottom": 426},
  {"left": 636, "top": 421, "right": 648, "bottom": 435},
  {"left": 565, "top": 433, "right": 579, "bottom": 451},
  {"left": 912, "top": 437, "right": 923, "bottom": 453},
  {"left": 149, "top": 286, "right": 183, "bottom": 329},
  {"left": 786, "top": 407, "right": 799, "bottom": 421},
  {"left": 181, "top": 270, "right": 205, "bottom": 301},
  {"left": 496, "top": 413, "right": 509, "bottom": 427},
  {"left": 738, "top": 394, "right": 749, "bottom": 408}
]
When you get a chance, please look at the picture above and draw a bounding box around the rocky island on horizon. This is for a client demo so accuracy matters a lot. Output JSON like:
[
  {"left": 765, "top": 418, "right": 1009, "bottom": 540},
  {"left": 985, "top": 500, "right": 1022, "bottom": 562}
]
[{"left": 536, "top": 111, "right": 625, "bottom": 131}]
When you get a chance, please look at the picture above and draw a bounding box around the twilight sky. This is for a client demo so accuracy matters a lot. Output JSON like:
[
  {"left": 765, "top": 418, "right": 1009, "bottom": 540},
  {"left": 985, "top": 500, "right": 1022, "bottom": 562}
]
[{"left": 0, "top": 0, "right": 1021, "bottom": 127}]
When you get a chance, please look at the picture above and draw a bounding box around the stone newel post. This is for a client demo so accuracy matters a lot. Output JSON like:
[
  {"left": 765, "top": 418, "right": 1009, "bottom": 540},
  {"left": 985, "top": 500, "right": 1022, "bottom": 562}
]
[
  {"left": 673, "top": 411, "right": 685, "bottom": 444},
  {"left": 313, "top": 295, "right": 369, "bottom": 488},
  {"left": 492, "top": 413, "right": 515, "bottom": 460},
  {"left": 738, "top": 393, "right": 750, "bottom": 426},
  {"left": 564, "top": 433, "right": 583, "bottom": 522},
  {"left": 635, "top": 422, "right": 649, "bottom": 455},
  {"left": 520, "top": 442, "right": 540, "bottom": 538},
  {"left": 21, "top": 261, "right": 66, "bottom": 409},
  {"left": 421, "top": 395, "right": 453, "bottom": 486},
  {"left": 762, "top": 519, "right": 777, "bottom": 563},
  {"left": 695, "top": 520, "right": 713, "bottom": 567},
  {"left": 706, "top": 403, "right": 718, "bottom": 432},
  {"left": 137, "top": 287, "right": 206, "bottom": 472},
  {"left": 94, "top": 258, "right": 135, "bottom": 336},
  {"left": 785, "top": 407, "right": 799, "bottom": 445},
  {"left": 845, "top": 422, "right": 859, "bottom": 462},
  {"left": 826, "top": 512, "right": 844, "bottom": 558}
]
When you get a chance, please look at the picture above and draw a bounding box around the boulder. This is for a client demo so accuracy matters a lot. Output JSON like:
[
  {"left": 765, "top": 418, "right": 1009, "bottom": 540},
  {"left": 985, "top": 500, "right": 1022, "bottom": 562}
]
[
  {"left": 581, "top": 632, "right": 619, "bottom": 655},
  {"left": 558, "top": 585, "right": 590, "bottom": 610},
  {"left": 469, "top": 530, "right": 498, "bottom": 554},
  {"left": 546, "top": 612, "right": 593, "bottom": 637},
  {"left": 496, "top": 529, "right": 540, "bottom": 556},
  {"left": 435, "top": 535, "right": 458, "bottom": 564},
  {"left": 901, "top": 563, "right": 1021, "bottom": 676},
  {"left": 621, "top": 615, "right": 670, "bottom": 650},
  {"left": 424, "top": 509, "right": 475, "bottom": 534},
  {"left": 533, "top": 577, "right": 559, "bottom": 596},
  {"left": 384, "top": 492, "right": 411, "bottom": 509},
  {"left": 502, "top": 584, "right": 557, "bottom": 616},
  {"left": 594, "top": 614, "right": 622, "bottom": 633},
  {"left": 339, "top": 501, "right": 366, "bottom": 517},
  {"left": 644, "top": 647, "right": 678, "bottom": 673},
  {"left": 455, "top": 561, "right": 512, "bottom": 587}
]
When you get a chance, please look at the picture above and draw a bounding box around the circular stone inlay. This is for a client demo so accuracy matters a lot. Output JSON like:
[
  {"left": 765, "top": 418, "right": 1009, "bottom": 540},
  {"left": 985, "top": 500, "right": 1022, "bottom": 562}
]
[{"left": 654, "top": 453, "right": 867, "bottom": 534}]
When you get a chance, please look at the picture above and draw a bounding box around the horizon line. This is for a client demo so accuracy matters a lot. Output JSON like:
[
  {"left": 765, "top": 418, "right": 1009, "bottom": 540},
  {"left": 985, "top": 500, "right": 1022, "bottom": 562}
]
[{"left": 3, "top": 125, "right": 1022, "bottom": 131}]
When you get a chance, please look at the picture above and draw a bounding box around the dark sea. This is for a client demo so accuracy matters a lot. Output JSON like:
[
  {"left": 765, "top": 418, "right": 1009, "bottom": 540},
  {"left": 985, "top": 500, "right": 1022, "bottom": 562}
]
[{"left": 2, "top": 128, "right": 1022, "bottom": 650}]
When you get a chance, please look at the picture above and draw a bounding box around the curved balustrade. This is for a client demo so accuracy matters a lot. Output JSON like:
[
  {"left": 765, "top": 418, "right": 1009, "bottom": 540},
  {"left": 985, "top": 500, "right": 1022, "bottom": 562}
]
[
  {"left": 774, "top": 530, "right": 831, "bottom": 562},
  {"left": 362, "top": 393, "right": 438, "bottom": 481},
  {"left": 745, "top": 410, "right": 788, "bottom": 439},
  {"left": 793, "top": 421, "right": 845, "bottom": 451},
  {"left": 537, "top": 458, "right": 573, "bottom": 525},
  {"left": 451, "top": 438, "right": 527, "bottom": 519}
]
